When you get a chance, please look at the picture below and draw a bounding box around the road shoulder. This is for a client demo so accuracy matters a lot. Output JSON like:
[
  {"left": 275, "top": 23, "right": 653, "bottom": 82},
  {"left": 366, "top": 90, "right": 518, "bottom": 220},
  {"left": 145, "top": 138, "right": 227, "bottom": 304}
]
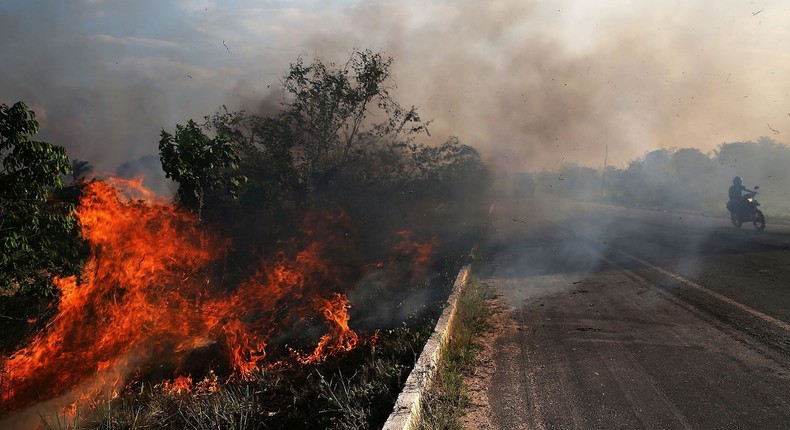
[{"left": 458, "top": 294, "right": 509, "bottom": 429}]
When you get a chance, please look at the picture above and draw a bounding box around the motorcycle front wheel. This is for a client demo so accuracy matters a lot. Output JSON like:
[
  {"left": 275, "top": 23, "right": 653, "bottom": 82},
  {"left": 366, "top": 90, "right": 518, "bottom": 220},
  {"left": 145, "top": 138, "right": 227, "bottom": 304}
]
[
  {"left": 753, "top": 210, "right": 765, "bottom": 231},
  {"left": 731, "top": 212, "right": 742, "bottom": 228}
]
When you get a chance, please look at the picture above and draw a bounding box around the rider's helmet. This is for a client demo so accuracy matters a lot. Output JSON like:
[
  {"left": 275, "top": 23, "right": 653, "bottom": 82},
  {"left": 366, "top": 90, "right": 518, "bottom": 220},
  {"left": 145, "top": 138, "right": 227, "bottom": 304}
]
[{"left": 733, "top": 176, "right": 742, "bottom": 185}]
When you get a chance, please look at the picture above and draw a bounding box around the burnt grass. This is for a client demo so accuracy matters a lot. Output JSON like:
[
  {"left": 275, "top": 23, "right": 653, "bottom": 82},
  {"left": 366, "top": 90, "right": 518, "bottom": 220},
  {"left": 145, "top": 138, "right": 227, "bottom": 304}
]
[
  {"left": 31, "top": 255, "right": 472, "bottom": 430},
  {"left": 48, "top": 325, "right": 433, "bottom": 430}
]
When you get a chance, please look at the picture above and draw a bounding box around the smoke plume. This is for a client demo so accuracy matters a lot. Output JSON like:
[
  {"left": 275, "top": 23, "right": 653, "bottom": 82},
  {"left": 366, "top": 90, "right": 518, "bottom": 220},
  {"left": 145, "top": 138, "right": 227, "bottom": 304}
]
[{"left": 1, "top": 0, "right": 788, "bottom": 172}]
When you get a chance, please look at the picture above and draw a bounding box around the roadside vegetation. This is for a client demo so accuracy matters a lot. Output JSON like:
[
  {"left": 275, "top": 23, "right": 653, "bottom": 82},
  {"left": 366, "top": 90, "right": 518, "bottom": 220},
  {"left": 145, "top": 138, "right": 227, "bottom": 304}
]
[
  {"left": 523, "top": 137, "right": 790, "bottom": 219},
  {"left": 418, "top": 275, "right": 493, "bottom": 430},
  {"left": 0, "top": 49, "right": 491, "bottom": 428}
]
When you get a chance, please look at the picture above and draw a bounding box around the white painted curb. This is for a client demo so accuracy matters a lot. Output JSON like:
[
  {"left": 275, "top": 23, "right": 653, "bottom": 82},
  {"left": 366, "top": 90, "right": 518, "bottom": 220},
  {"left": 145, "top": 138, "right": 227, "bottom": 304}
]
[{"left": 381, "top": 264, "right": 471, "bottom": 430}]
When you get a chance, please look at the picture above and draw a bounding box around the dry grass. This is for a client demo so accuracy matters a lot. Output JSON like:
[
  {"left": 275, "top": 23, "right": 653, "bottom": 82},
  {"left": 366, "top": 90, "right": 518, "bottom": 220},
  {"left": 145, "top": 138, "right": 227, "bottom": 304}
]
[
  {"left": 418, "top": 276, "right": 492, "bottom": 430},
  {"left": 36, "top": 325, "right": 433, "bottom": 430}
]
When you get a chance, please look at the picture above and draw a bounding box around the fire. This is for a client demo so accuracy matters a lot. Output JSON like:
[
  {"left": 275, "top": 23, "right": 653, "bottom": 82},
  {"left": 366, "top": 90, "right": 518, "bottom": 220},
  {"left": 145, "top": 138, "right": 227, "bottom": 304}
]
[
  {"left": 161, "top": 375, "right": 193, "bottom": 396},
  {"left": 0, "top": 179, "right": 435, "bottom": 415},
  {"left": 396, "top": 230, "right": 436, "bottom": 268},
  {"left": 1, "top": 179, "right": 224, "bottom": 412},
  {"left": 299, "top": 294, "right": 359, "bottom": 364}
]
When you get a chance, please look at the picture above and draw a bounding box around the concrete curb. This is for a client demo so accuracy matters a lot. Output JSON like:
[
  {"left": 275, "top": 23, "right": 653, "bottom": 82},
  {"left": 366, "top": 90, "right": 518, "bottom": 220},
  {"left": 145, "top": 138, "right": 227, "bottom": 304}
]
[{"left": 381, "top": 264, "right": 471, "bottom": 430}]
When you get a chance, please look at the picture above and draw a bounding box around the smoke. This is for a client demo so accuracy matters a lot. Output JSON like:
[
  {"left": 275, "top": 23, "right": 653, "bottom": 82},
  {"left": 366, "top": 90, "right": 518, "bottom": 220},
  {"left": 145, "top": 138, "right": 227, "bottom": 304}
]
[
  {"left": 305, "top": 0, "right": 790, "bottom": 170},
  {"left": 0, "top": 1, "right": 240, "bottom": 171},
  {"left": 2, "top": 1, "right": 788, "bottom": 172}
]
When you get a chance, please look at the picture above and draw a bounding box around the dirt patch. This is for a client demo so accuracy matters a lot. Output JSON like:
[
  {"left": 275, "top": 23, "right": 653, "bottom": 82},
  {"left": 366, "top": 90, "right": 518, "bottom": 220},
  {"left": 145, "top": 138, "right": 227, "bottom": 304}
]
[{"left": 459, "top": 295, "right": 514, "bottom": 429}]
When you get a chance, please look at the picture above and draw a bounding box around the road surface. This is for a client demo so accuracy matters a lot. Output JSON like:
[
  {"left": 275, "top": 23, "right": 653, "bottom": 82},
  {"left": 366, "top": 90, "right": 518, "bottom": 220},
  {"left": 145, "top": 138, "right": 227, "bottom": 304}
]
[{"left": 464, "top": 198, "right": 790, "bottom": 429}]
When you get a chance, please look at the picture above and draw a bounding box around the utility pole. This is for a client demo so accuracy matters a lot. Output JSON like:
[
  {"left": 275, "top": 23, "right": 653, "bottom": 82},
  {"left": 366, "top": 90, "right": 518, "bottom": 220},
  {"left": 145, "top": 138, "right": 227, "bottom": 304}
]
[{"left": 601, "top": 144, "right": 608, "bottom": 199}]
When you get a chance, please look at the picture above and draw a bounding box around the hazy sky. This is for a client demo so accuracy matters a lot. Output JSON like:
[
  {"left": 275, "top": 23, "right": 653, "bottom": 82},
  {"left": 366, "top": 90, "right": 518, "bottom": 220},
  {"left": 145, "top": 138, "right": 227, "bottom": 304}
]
[{"left": 1, "top": 0, "right": 788, "bottom": 172}]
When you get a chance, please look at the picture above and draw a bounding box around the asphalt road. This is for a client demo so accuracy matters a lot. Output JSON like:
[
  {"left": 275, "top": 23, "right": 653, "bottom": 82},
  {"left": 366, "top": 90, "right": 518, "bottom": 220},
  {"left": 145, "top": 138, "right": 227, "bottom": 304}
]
[{"left": 474, "top": 198, "right": 790, "bottom": 430}]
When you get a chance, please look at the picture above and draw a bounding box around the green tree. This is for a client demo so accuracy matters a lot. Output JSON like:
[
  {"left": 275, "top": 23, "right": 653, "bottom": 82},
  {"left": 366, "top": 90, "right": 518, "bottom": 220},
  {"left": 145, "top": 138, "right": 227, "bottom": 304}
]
[
  {"left": 281, "top": 49, "right": 428, "bottom": 194},
  {"left": 202, "top": 106, "right": 299, "bottom": 212},
  {"left": 159, "top": 119, "right": 246, "bottom": 219},
  {"left": 0, "top": 101, "right": 83, "bottom": 293},
  {"left": 163, "top": 51, "right": 488, "bottom": 264}
]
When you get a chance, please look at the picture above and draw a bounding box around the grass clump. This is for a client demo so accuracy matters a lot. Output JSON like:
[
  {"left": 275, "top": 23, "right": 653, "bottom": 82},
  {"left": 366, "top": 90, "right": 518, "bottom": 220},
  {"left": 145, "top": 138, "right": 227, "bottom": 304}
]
[{"left": 418, "top": 277, "right": 492, "bottom": 430}]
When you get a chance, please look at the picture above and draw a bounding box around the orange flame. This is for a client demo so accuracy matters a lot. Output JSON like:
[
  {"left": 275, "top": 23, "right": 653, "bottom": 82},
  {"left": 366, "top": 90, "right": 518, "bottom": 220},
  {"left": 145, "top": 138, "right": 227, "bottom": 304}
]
[
  {"left": 2, "top": 179, "right": 223, "bottom": 412},
  {"left": 0, "top": 179, "right": 434, "bottom": 415},
  {"left": 160, "top": 375, "right": 193, "bottom": 396},
  {"left": 299, "top": 294, "right": 359, "bottom": 364},
  {"left": 396, "top": 230, "right": 436, "bottom": 267}
]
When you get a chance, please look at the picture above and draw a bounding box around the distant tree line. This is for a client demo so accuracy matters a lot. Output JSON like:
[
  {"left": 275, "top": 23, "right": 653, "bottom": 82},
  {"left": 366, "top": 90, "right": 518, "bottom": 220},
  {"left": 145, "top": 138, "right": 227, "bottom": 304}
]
[{"left": 532, "top": 136, "right": 790, "bottom": 217}]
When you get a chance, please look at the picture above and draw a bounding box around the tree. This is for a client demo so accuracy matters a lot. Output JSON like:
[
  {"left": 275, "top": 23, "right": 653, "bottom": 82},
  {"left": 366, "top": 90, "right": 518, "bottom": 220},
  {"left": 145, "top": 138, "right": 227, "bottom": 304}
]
[
  {"left": 186, "top": 50, "right": 436, "bottom": 230},
  {"left": 202, "top": 106, "right": 300, "bottom": 212},
  {"left": 280, "top": 49, "right": 428, "bottom": 194},
  {"left": 159, "top": 119, "right": 246, "bottom": 220},
  {"left": 0, "top": 101, "right": 84, "bottom": 293},
  {"left": 157, "top": 51, "right": 490, "bottom": 273}
]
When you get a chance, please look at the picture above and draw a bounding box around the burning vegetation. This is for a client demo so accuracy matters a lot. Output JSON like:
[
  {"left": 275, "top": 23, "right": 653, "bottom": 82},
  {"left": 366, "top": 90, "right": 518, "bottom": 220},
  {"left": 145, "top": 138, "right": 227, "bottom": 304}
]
[
  {"left": 1, "top": 178, "right": 432, "bottom": 413},
  {"left": 0, "top": 50, "right": 490, "bottom": 428}
]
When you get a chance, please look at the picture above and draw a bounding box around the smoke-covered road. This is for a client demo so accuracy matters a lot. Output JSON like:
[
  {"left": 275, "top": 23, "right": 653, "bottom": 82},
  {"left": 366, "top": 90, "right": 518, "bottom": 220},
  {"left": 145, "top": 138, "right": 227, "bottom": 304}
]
[{"left": 468, "top": 198, "right": 790, "bottom": 429}]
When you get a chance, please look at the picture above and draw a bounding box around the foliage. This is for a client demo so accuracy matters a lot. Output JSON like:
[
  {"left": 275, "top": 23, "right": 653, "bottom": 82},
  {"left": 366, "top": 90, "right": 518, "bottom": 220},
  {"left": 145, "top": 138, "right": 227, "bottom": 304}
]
[
  {"left": 609, "top": 139, "right": 790, "bottom": 215},
  {"left": 159, "top": 119, "right": 246, "bottom": 219},
  {"left": 281, "top": 50, "right": 428, "bottom": 192},
  {"left": 534, "top": 137, "right": 790, "bottom": 218},
  {"left": 0, "top": 101, "right": 85, "bottom": 295},
  {"left": 170, "top": 50, "right": 489, "bottom": 269},
  {"left": 200, "top": 50, "right": 435, "bottom": 205}
]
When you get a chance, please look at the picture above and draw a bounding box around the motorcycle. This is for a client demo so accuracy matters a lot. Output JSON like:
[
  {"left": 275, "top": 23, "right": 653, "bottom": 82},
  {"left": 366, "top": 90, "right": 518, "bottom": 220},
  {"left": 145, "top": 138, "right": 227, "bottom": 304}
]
[{"left": 726, "top": 185, "right": 765, "bottom": 231}]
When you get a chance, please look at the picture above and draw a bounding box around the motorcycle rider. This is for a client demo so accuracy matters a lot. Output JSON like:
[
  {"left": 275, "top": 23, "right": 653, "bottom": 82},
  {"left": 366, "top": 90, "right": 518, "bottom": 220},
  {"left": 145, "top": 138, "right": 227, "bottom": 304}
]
[{"left": 728, "top": 176, "right": 756, "bottom": 216}]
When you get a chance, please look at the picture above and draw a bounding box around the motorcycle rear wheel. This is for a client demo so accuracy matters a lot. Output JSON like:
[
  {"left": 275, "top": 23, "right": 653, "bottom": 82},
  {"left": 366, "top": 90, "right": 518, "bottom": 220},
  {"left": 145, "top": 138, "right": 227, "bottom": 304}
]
[{"left": 753, "top": 210, "right": 765, "bottom": 231}]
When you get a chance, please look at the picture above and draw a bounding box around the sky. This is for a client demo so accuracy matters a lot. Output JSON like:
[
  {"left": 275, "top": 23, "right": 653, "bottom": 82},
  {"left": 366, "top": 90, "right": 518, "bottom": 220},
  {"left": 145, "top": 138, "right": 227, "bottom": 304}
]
[{"left": 1, "top": 0, "right": 789, "bottom": 173}]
